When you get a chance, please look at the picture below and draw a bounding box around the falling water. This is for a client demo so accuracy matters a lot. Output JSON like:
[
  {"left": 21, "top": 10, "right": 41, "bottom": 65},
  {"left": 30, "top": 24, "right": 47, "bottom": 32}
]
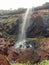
[
  {"left": 19, "top": 8, "right": 32, "bottom": 42},
  {"left": 15, "top": 8, "right": 32, "bottom": 49}
]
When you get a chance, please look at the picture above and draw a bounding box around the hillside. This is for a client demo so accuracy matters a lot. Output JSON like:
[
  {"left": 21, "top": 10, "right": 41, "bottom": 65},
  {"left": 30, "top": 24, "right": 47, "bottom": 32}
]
[
  {"left": 0, "top": 2, "right": 49, "bottom": 65},
  {"left": 0, "top": 3, "right": 49, "bottom": 38},
  {"left": 0, "top": 10, "right": 49, "bottom": 38},
  {"left": 35, "top": 2, "right": 49, "bottom": 10}
]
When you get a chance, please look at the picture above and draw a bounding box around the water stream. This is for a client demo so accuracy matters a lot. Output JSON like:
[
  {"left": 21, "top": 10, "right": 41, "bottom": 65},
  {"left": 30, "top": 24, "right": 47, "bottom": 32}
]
[{"left": 15, "top": 8, "right": 32, "bottom": 49}]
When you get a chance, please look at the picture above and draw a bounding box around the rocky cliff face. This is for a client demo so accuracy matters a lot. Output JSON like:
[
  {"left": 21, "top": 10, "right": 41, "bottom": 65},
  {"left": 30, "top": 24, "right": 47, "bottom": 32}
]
[
  {"left": 0, "top": 8, "right": 49, "bottom": 38},
  {"left": 2, "top": 13, "right": 49, "bottom": 38}
]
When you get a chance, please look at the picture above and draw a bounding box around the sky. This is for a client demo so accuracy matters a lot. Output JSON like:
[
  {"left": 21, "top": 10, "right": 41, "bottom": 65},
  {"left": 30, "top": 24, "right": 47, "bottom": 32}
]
[{"left": 0, "top": 0, "right": 49, "bottom": 10}]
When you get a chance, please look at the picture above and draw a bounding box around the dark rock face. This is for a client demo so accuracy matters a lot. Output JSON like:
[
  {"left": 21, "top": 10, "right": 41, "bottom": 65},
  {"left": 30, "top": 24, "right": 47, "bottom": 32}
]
[
  {"left": 3, "top": 17, "right": 22, "bottom": 35},
  {"left": 26, "top": 16, "right": 44, "bottom": 37},
  {"left": 2, "top": 14, "right": 49, "bottom": 38},
  {"left": 0, "top": 22, "right": 4, "bottom": 31}
]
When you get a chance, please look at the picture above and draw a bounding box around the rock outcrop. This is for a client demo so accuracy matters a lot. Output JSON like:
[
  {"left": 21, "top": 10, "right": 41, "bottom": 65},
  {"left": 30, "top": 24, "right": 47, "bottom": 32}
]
[{"left": 2, "top": 14, "right": 49, "bottom": 38}]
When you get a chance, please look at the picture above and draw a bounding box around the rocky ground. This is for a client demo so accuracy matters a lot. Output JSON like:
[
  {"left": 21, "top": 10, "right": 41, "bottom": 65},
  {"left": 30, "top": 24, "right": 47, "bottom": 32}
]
[{"left": 0, "top": 34, "right": 49, "bottom": 64}]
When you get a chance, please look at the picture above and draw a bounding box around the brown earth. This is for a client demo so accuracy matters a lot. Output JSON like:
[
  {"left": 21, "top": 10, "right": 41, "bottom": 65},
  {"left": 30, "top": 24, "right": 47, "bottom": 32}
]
[
  {"left": 0, "top": 54, "right": 10, "bottom": 65},
  {"left": 8, "top": 48, "right": 39, "bottom": 63},
  {"left": 0, "top": 36, "right": 49, "bottom": 63}
]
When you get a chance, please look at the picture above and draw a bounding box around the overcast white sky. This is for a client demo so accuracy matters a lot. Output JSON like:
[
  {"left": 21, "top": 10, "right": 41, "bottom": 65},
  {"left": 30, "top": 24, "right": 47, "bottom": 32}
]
[{"left": 0, "top": 0, "right": 49, "bottom": 10}]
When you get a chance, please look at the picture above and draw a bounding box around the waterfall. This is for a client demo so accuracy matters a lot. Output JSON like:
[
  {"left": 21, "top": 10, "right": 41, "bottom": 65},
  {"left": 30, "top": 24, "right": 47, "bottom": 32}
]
[{"left": 15, "top": 2, "right": 33, "bottom": 49}]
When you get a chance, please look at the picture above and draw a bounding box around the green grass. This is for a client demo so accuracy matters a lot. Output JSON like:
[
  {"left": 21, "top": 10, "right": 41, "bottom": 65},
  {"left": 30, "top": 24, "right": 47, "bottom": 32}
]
[
  {"left": 11, "top": 63, "right": 33, "bottom": 65},
  {"left": 11, "top": 60, "right": 49, "bottom": 65},
  {"left": 3, "top": 17, "right": 18, "bottom": 25},
  {"left": 27, "top": 37, "right": 47, "bottom": 40},
  {"left": 38, "top": 60, "right": 49, "bottom": 65},
  {"left": 2, "top": 31, "right": 17, "bottom": 38}
]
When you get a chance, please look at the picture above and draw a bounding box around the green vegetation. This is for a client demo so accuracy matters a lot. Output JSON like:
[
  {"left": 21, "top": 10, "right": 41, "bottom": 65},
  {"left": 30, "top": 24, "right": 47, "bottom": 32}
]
[
  {"left": 2, "top": 31, "right": 17, "bottom": 38},
  {"left": 0, "top": 8, "right": 26, "bottom": 15},
  {"left": 11, "top": 60, "right": 49, "bottom": 65},
  {"left": 38, "top": 60, "right": 49, "bottom": 65},
  {"left": 11, "top": 62, "right": 32, "bottom": 65},
  {"left": 3, "top": 17, "right": 18, "bottom": 25},
  {"left": 27, "top": 37, "right": 47, "bottom": 40},
  {"left": 36, "top": 36, "right": 45, "bottom": 39}
]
